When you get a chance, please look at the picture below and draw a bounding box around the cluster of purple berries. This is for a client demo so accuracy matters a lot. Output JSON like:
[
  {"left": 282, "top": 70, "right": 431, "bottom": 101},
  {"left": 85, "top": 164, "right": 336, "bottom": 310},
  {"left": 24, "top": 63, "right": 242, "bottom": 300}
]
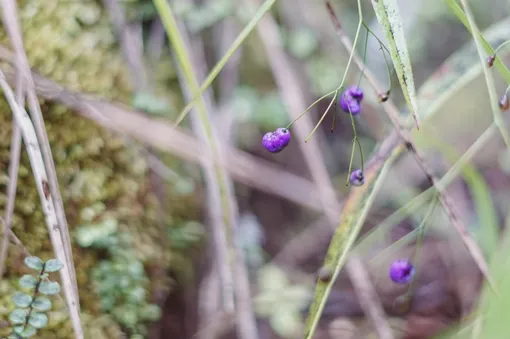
[
  {"left": 339, "top": 86, "right": 364, "bottom": 115},
  {"left": 389, "top": 259, "right": 415, "bottom": 284},
  {"left": 262, "top": 86, "right": 365, "bottom": 153},
  {"left": 262, "top": 127, "right": 291, "bottom": 153}
]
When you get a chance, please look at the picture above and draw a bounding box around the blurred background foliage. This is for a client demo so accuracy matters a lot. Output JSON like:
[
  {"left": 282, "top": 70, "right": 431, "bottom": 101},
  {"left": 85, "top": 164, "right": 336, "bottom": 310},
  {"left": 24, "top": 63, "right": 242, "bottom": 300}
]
[{"left": 1, "top": 0, "right": 510, "bottom": 338}]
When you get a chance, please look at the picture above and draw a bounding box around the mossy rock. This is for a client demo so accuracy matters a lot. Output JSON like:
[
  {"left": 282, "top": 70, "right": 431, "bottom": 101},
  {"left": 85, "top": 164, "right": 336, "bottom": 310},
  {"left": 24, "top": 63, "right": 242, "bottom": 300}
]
[{"left": 0, "top": 1, "right": 200, "bottom": 337}]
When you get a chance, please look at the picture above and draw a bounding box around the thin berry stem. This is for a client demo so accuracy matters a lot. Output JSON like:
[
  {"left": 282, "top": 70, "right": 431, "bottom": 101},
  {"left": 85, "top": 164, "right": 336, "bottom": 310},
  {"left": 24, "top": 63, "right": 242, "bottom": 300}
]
[
  {"left": 356, "top": 29, "right": 370, "bottom": 87},
  {"left": 305, "top": 91, "right": 339, "bottom": 142},
  {"left": 405, "top": 197, "right": 438, "bottom": 298},
  {"left": 286, "top": 89, "right": 337, "bottom": 129},
  {"left": 361, "top": 21, "right": 393, "bottom": 95},
  {"left": 303, "top": 0, "right": 363, "bottom": 142},
  {"left": 330, "top": 103, "right": 337, "bottom": 133},
  {"left": 346, "top": 133, "right": 357, "bottom": 186},
  {"left": 361, "top": 21, "right": 391, "bottom": 54},
  {"left": 502, "top": 84, "right": 510, "bottom": 97},
  {"left": 492, "top": 39, "right": 510, "bottom": 56},
  {"left": 356, "top": 137, "right": 364, "bottom": 172},
  {"left": 345, "top": 99, "right": 363, "bottom": 185}
]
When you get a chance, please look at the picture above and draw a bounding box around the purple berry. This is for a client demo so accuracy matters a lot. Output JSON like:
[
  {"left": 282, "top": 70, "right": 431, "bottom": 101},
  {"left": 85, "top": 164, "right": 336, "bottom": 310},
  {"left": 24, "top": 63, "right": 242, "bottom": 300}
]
[
  {"left": 349, "top": 169, "right": 364, "bottom": 186},
  {"left": 262, "top": 132, "right": 278, "bottom": 152},
  {"left": 274, "top": 127, "right": 291, "bottom": 147},
  {"left": 262, "top": 128, "right": 291, "bottom": 153},
  {"left": 339, "top": 86, "right": 364, "bottom": 115},
  {"left": 389, "top": 259, "right": 415, "bottom": 284},
  {"left": 348, "top": 86, "right": 364, "bottom": 100}
]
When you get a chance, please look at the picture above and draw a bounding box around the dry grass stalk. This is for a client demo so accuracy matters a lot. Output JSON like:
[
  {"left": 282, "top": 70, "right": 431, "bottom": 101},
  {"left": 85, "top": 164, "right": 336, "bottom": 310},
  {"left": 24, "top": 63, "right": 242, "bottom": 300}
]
[
  {"left": 0, "top": 71, "right": 23, "bottom": 278},
  {"left": 0, "top": 0, "right": 80, "bottom": 309},
  {"left": 0, "top": 69, "right": 84, "bottom": 338}
]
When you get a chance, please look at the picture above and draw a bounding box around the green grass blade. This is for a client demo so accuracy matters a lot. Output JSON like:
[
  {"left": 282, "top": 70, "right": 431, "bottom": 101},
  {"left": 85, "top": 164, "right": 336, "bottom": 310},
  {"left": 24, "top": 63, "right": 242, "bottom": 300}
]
[
  {"left": 445, "top": 0, "right": 510, "bottom": 84},
  {"left": 303, "top": 149, "right": 400, "bottom": 339},
  {"left": 153, "top": 0, "right": 236, "bottom": 309},
  {"left": 172, "top": 0, "right": 276, "bottom": 126},
  {"left": 458, "top": 0, "right": 510, "bottom": 152},
  {"left": 370, "top": 0, "right": 420, "bottom": 129},
  {"left": 473, "top": 216, "right": 510, "bottom": 338}
]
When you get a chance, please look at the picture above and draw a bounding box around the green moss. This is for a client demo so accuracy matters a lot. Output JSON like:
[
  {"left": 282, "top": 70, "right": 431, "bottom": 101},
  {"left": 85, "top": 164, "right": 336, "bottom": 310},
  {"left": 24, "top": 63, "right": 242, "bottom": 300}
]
[{"left": 0, "top": 1, "right": 201, "bottom": 337}]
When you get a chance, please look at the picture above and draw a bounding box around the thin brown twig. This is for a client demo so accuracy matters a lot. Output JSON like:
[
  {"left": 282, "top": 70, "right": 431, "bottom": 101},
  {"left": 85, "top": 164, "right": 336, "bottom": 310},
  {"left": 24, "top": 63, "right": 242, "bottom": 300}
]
[
  {"left": 346, "top": 256, "right": 394, "bottom": 339},
  {"left": 251, "top": 1, "right": 395, "bottom": 337},
  {"left": 326, "top": 0, "right": 492, "bottom": 289},
  {"left": 0, "top": 68, "right": 23, "bottom": 278},
  {"left": 0, "top": 0, "right": 80, "bottom": 308}
]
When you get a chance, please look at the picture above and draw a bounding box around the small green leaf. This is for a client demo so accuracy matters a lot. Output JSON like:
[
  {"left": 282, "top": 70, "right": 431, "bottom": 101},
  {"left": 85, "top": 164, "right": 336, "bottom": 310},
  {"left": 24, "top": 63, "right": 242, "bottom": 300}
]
[
  {"left": 39, "top": 281, "right": 60, "bottom": 295},
  {"left": 13, "top": 325, "right": 36, "bottom": 337},
  {"left": 32, "top": 296, "right": 52, "bottom": 311},
  {"left": 12, "top": 292, "right": 33, "bottom": 308},
  {"left": 19, "top": 275, "right": 38, "bottom": 289},
  {"left": 44, "top": 259, "right": 64, "bottom": 273},
  {"left": 9, "top": 309, "right": 27, "bottom": 324},
  {"left": 24, "top": 256, "right": 44, "bottom": 271},
  {"left": 28, "top": 312, "right": 48, "bottom": 329},
  {"left": 371, "top": 0, "right": 420, "bottom": 128}
]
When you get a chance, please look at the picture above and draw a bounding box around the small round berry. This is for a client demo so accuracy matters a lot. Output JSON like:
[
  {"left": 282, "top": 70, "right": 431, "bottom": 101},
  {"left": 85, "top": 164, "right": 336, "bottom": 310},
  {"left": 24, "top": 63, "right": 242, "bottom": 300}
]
[
  {"left": 349, "top": 169, "right": 364, "bottom": 186},
  {"left": 262, "top": 132, "right": 278, "bottom": 153},
  {"left": 389, "top": 259, "right": 415, "bottom": 284},
  {"left": 339, "top": 86, "right": 364, "bottom": 115},
  {"left": 499, "top": 94, "right": 509, "bottom": 111},
  {"left": 348, "top": 86, "right": 364, "bottom": 100},
  {"left": 274, "top": 127, "right": 291, "bottom": 148},
  {"left": 378, "top": 90, "right": 390, "bottom": 103},
  {"left": 487, "top": 54, "right": 496, "bottom": 68},
  {"left": 262, "top": 128, "right": 291, "bottom": 153}
]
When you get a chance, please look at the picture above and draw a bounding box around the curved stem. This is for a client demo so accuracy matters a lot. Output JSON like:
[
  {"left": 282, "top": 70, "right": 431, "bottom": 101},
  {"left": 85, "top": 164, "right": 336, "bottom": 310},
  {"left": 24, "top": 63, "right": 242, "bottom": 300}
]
[
  {"left": 287, "top": 89, "right": 337, "bottom": 129},
  {"left": 305, "top": 92, "right": 338, "bottom": 142},
  {"left": 492, "top": 39, "right": 510, "bottom": 56},
  {"left": 362, "top": 21, "right": 393, "bottom": 94}
]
